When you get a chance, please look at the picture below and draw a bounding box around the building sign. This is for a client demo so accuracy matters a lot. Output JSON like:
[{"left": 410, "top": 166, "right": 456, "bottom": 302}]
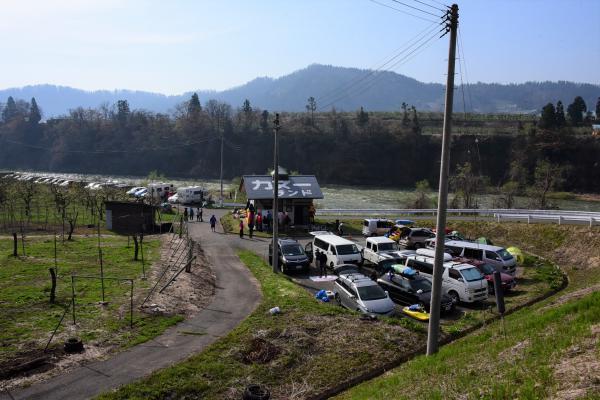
[{"left": 242, "top": 175, "right": 323, "bottom": 199}]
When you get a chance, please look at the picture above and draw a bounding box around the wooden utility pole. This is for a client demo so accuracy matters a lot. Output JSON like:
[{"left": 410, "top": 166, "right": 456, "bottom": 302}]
[
  {"left": 272, "top": 113, "right": 280, "bottom": 274},
  {"left": 427, "top": 3, "right": 459, "bottom": 356},
  {"left": 219, "top": 116, "right": 224, "bottom": 207}
]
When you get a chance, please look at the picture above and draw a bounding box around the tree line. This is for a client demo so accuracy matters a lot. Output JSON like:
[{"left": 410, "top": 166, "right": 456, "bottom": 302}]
[{"left": 0, "top": 94, "right": 599, "bottom": 197}]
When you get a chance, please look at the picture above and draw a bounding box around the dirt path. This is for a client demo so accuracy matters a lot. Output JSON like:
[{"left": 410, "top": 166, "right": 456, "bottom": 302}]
[{"left": 1, "top": 210, "right": 262, "bottom": 400}]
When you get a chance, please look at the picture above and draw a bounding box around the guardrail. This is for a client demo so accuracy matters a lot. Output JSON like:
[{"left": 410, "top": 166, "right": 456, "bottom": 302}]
[{"left": 315, "top": 208, "right": 600, "bottom": 227}]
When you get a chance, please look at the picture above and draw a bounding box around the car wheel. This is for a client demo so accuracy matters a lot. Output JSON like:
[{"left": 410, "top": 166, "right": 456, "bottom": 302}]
[
  {"left": 448, "top": 291, "right": 460, "bottom": 304},
  {"left": 414, "top": 242, "right": 423, "bottom": 249}
]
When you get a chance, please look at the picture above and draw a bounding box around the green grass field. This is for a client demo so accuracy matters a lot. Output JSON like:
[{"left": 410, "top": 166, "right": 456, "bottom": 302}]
[
  {"left": 0, "top": 235, "right": 182, "bottom": 366},
  {"left": 96, "top": 251, "right": 425, "bottom": 400}
]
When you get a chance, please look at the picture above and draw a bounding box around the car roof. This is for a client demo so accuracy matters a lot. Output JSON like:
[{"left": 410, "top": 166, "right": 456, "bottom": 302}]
[
  {"left": 314, "top": 234, "right": 357, "bottom": 246},
  {"left": 444, "top": 240, "right": 506, "bottom": 252},
  {"left": 367, "top": 236, "right": 395, "bottom": 244},
  {"left": 278, "top": 238, "right": 299, "bottom": 245}
]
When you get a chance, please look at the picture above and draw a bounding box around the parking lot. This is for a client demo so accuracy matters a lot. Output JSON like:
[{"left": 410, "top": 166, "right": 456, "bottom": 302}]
[{"left": 240, "top": 233, "right": 512, "bottom": 322}]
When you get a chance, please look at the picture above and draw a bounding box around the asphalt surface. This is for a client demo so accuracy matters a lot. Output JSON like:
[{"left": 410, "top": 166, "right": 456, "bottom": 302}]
[{"left": 1, "top": 210, "right": 261, "bottom": 400}]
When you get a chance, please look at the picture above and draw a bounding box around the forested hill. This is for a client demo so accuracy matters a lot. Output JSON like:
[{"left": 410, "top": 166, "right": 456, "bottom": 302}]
[{"left": 1, "top": 65, "right": 598, "bottom": 117}]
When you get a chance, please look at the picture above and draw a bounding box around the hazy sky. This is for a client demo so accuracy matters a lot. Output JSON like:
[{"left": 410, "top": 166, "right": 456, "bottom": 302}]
[{"left": 1, "top": 0, "right": 599, "bottom": 94}]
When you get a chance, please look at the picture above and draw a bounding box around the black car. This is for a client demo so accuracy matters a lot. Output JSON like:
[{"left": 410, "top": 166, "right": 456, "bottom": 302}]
[
  {"left": 268, "top": 238, "right": 310, "bottom": 274},
  {"left": 377, "top": 272, "right": 455, "bottom": 314}
]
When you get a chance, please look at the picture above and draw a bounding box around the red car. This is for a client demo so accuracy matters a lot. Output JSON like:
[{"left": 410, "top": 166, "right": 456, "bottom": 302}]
[{"left": 454, "top": 257, "right": 516, "bottom": 294}]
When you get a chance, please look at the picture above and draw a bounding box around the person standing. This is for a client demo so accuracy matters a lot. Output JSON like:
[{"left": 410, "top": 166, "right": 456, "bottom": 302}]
[
  {"left": 266, "top": 210, "right": 272, "bottom": 231},
  {"left": 338, "top": 221, "right": 344, "bottom": 236},
  {"left": 183, "top": 207, "right": 188, "bottom": 221},
  {"left": 319, "top": 250, "right": 327, "bottom": 277},
  {"left": 209, "top": 215, "right": 217, "bottom": 232},
  {"left": 239, "top": 219, "right": 244, "bottom": 239},
  {"left": 189, "top": 208, "right": 194, "bottom": 222},
  {"left": 256, "top": 212, "right": 263, "bottom": 232},
  {"left": 199, "top": 207, "right": 203, "bottom": 222}
]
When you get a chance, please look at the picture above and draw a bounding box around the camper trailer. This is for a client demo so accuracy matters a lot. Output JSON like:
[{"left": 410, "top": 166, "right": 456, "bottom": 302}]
[
  {"left": 175, "top": 186, "right": 205, "bottom": 204},
  {"left": 147, "top": 183, "right": 175, "bottom": 201}
]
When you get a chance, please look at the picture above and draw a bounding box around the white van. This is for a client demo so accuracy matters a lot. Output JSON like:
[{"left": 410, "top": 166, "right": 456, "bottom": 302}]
[
  {"left": 362, "top": 219, "right": 394, "bottom": 237},
  {"left": 402, "top": 248, "right": 488, "bottom": 304},
  {"left": 443, "top": 240, "right": 517, "bottom": 276},
  {"left": 176, "top": 186, "right": 205, "bottom": 204},
  {"left": 305, "top": 232, "right": 362, "bottom": 269}
]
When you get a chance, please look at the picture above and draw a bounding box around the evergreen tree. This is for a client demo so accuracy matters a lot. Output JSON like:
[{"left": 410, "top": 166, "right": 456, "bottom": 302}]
[
  {"left": 411, "top": 105, "right": 421, "bottom": 134},
  {"left": 116, "top": 100, "right": 130, "bottom": 125},
  {"left": 595, "top": 97, "right": 600, "bottom": 120},
  {"left": 29, "top": 97, "right": 42, "bottom": 124},
  {"left": 566, "top": 96, "right": 587, "bottom": 126},
  {"left": 539, "top": 102, "right": 557, "bottom": 129},
  {"left": 187, "top": 93, "right": 202, "bottom": 115},
  {"left": 242, "top": 99, "right": 252, "bottom": 114},
  {"left": 357, "top": 106, "right": 369, "bottom": 126},
  {"left": 555, "top": 100, "right": 565, "bottom": 127},
  {"left": 401, "top": 102, "right": 409, "bottom": 126},
  {"left": 2, "top": 96, "right": 18, "bottom": 122},
  {"left": 306, "top": 97, "right": 317, "bottom": 125}
]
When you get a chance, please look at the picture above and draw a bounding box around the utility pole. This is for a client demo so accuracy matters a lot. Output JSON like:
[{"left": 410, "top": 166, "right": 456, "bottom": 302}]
[
  {"left": 272, "top": 113, "right": 280, "bottom": 274},
  {"left": 427, "top": 3, "right": 459, "bottom": 356}
]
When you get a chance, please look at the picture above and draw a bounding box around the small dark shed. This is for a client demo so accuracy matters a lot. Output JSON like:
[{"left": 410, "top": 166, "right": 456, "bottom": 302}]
[{"left": 105, "top": 201, "right": 157, "bottom": 235}]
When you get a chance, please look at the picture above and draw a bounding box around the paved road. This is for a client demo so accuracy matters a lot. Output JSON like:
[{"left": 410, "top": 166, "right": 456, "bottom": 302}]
[{"left": 1, "top": 209, "right": 261, "bottom": 400}]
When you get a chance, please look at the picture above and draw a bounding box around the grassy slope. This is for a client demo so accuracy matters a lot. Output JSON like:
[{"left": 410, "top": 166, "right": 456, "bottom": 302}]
[
  {"left": 97, "top": 251, "right": 425, "bottom": 400},
  {"left": 336, "top": 222, "right": 600, "bottom": 399},
  {"left": 0, "top": 235, "right": 182, "bottom": 364}
]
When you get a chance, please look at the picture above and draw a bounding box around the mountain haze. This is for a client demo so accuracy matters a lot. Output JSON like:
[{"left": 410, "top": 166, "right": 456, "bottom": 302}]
[{"left": 1, "top": 65, "right": 598, "bottom": 117}]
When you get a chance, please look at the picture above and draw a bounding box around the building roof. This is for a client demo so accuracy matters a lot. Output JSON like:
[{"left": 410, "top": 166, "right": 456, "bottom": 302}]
[{"left": 241, "top": 175, "right": 323, "bottom": 200}]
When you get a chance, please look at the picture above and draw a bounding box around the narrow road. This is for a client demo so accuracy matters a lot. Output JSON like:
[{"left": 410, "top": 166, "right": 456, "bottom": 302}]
[{"left": 1, "top": 209, "right": 261, "bottom": 400}]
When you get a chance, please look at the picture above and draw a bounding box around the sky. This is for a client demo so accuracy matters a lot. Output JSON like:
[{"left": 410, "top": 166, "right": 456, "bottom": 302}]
[{"left": 1, "top": 0, "right": 599, "bottom": 94}]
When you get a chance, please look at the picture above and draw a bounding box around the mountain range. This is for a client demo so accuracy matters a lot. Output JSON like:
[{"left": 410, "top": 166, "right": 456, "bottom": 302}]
[{"left": 1, "top": 64, "right": 598, "bottom": 118}]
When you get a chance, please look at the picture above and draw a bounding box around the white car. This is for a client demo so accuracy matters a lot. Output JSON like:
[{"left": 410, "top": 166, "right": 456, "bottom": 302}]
[
  {"left": 127, "top": 186, "right": 146, "bottom": 195},
  {"left": 167, "top": 194, "right": 179, "bottom": 204}
]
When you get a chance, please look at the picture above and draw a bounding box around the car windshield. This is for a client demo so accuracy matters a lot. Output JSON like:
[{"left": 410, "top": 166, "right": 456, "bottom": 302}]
[
  {"left": 357, "top": 285, "right": 387, "bottom": 301},
  {"left": 409, "top": 278, "right": 432, "bottom": 292},
  {"left": 497, "top": 249, "right": 514, "bottom": 261},
  {"left": 337, "top": 244, "right": 359, "bottom": 255},
  {"left": 282, "top": 244, "right": 304, "bottom": 256},
  {"left": 378, "top": 242, "right": 398, "bottom": 251},
  {"left": 460, "top": 267, "right": 484, "bottom": 282},
  {"left": 480, "top": 263, "right": 496, "bottom": 274}
]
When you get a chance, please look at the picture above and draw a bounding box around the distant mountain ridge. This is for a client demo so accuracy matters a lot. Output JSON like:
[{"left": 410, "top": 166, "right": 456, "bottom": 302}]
[{"left": 1, "top": 64, "right": 598, "bottom": 117}]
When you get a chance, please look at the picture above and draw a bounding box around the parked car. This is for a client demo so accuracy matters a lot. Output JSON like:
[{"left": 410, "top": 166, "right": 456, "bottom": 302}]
[
  {"left": 454, "top": 257, "right": 516, "bottom": 294},
  {"left": 167, "top": 193, "right": 180, "bottom": 204},
  {"left": 361, "top": 236, "right": 399, "bottom": 265},
  {"left": 334, "top": 270, "right": 395, "bottom": 316},
  {"left": 269, "top": 238, "right": 310, "bottom": 274},
  {"left": 377, "top": 269, "right": 455, "bottom": 314},
  {"left": 390, "top": 227, "right": 435, "bottom": 249},
  {"left": 305, "top": 232, "right": 362, "bottom": 269},
  {"left": 127, "top": 186, "right": 146, "bottom": 195},
  {"left": 401, "top": 249, "right": 488, "bottom": 304},
  {"left": 362, "top": 218, "right": 395, "bottom": 237},
  {"left": 442, "top": 240, "right": 517, "bottom": 276}
]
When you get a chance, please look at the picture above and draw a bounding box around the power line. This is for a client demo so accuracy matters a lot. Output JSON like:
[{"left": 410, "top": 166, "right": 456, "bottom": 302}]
[
  {"left": 458, "top": 27, "right": 473, "bottom": 112},
  {"left": 411, "top": 0, "right": 447, "bottom": 12},
  {"left": 424, "top": 0, "right": 451, "bottom": 9},
  {"left": 389, "top": 0, "right": 443, "bottom": 17},
  {"left": 367, "top": 0, "right": 439, "bottom": 23},
  {"left": 319, "top": 27, "right": 445, "bottom": 110},
  {"left": 316, "top": 21, "right": 442, "bottom": 106}
]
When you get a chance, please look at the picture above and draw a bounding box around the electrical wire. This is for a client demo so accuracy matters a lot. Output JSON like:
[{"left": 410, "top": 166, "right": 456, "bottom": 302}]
[
  {"left": 316, "top": 21, "right": 442, "bottom": 105},
  {"left": 388, "top": 0, "right": 443, "bottom": 17},
  {"left": 367, "top": 0, "right": 439, "bottom": 23},
  {"left": 411, "top": 0, "right": 447, "bottom": 12},
  {"left": 458, "top": 27, "right": 473, "bottom": 113},
  {"left": 319, "top": 27, "right": 444, "bottom": 110}
]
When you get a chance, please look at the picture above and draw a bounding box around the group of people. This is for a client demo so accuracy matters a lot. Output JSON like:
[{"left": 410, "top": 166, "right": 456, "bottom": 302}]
[{"left": 183, "top": 207, "right": 203, "bottom": 222}]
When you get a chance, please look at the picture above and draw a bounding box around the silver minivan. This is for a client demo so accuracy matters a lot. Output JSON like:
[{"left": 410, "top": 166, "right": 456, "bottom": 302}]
[{"left": 444, "top": 240, "right": 517, "bottom": 276}]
